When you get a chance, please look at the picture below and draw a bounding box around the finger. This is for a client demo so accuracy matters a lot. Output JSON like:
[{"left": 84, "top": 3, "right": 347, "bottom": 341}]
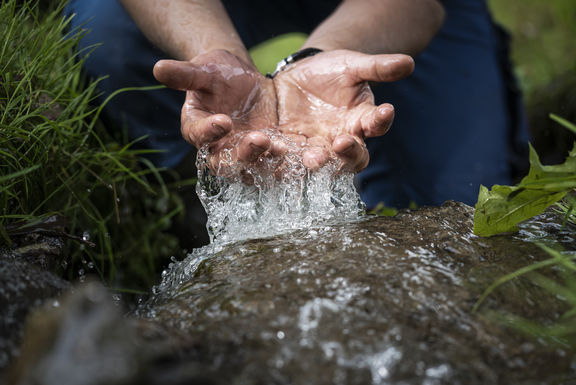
[
  {"left": 360, "top": 103, "right": 395, "bottom": 138},
  {"left": 181, "top": 112, "right": 232, "bottom": 148},
  {"left": 302, "top": 138, "right": 331, "bottom": 170},
  {"left": 347, "top": 53, "right": 415, "bottom": 84},
  {"left": 153, "top": 60, "right": 215, "bottom": 91},
  {"left": 332, "top": 135, "right": 370, "bottom": 172},
  {"left": 269, "top": 133, "right": 307, "bottom": 157},
  {"left": 303, "top": 148, "right": 329, "bottom": 170},
  {"left": 234, "top": 131, "right": 271, "bottom": 163}
]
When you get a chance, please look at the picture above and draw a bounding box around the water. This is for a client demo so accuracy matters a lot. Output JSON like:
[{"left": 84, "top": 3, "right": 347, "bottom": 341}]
[
  {"left": 155, "top": 129, "right": 365, "bottom": 295},
  {"left": 6, "top": 136, "right": 576, "bottom": 383},
  {"left": 196, "top": 129, "right": 365, "bottom": 244},
  {"left": 136, "top": 203, "right": 576, "bottom": 384}
]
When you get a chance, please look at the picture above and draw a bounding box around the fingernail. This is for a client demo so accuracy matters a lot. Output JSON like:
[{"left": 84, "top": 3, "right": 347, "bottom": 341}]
[
  {"left": 211, "top": 123, "right": 228, "bottom": 137},
  {"left": 249, "top": 142, "right": 268, "bottom": 153},
  {"left": 338, "top": 143, "right": 354, "bottom": 155}
]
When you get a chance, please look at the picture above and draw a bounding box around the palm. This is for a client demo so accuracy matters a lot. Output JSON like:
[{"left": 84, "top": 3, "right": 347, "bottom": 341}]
[
  {"left": 275, "top": 55, "right": 374, "bottom": 139},
  {"left": 273, "top": 50, "right": 414, "bottom": 171}
]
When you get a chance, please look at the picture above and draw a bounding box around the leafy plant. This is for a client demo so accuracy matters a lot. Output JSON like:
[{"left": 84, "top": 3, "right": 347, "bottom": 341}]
[
  {"left": 0, "top": 0, "right": 189, "bottom": 291},
  {"left": 473, "top": 115, "right": 576, "bottom": 236}
]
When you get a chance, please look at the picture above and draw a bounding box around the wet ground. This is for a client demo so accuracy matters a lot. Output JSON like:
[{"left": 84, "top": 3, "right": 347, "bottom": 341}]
[{"left": 3, "top": 201, "right": 576, "bottom": 384}]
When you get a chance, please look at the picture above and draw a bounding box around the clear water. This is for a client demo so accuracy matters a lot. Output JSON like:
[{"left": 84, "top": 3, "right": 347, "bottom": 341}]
[
  {"left": 155, "top": 129, "right": 365, "bottom": 294},
  {"left": 196, "top": 129, "right": 365, "bottom": 244}
]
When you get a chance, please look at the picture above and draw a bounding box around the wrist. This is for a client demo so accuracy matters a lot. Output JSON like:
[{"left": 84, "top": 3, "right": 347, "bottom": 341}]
[
  {"left": 189, "top": 44, "right": 253, "bottom": 66},
  {"left": 267, "top": 48, "right": 323, "bottom": 78}
]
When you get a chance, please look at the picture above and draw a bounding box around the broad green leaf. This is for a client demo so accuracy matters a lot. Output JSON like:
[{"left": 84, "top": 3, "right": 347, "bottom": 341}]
[
  {"left": 522, "top": 143, "right": 576, "bottom": 189},
  {"left": 473, "top": 184, "right": 566, "bottom": 236},
  {"left": 474, "top": 137, "right": 575, "bottom": 236}
]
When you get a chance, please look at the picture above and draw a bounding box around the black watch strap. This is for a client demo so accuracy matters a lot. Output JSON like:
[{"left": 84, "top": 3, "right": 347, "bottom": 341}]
[{"left": 267, "top": 48, "right": 323, "bottom": 78}]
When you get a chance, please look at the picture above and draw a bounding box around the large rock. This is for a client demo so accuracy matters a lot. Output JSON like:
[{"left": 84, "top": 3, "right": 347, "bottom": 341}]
[
  {"left": 7, "top": 202, "right": 576, "bottom": 384},
  {"left": 141, "top": 201, "right": 574, "bottom": 384}
]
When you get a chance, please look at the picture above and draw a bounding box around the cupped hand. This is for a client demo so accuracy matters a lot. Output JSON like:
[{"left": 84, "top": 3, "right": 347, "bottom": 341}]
[
  {"left": 153, "top": 49, "right": 279, "bottom": 172},
  {"left": 273, "top": 50, "right": 415, "bottom": 172}
]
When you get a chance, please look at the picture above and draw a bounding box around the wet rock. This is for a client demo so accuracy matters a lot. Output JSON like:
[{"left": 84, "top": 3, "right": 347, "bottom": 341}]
[
  {"left": 0, "top": 233, "right": 69, "bottom": 372},
  {"left": 6, "top": 282, "right": 226, "bottom": 385},
  {"left": 145, "top": 201, "right": 576, "bottom": 384},
  {"left": 7, "top": 202, "right": 576, "bottom": 384},
  {"left": 6, "top": 282, "right": 141, "bottom": 385}
]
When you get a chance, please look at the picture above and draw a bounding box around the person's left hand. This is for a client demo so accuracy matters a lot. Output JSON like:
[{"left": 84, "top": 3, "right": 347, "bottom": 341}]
[{"left": 273, "top": 50, "right": 414, "bottom": 172}]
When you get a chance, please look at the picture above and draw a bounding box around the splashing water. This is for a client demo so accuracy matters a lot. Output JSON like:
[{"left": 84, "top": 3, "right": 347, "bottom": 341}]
[
  {"left": 196, "top": 129, "right": 365, "bottom": 244},
  {"left": 154, "top": 129, "right": 365, "bottom": 294}
]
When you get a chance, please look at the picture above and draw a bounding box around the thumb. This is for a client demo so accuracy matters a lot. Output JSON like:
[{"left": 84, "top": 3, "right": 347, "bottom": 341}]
[
  {"left": 347, "top": 53, "right": 415, "bottom": 84},
  {"left": 153, "top": 59, "right": 215, "bottom": 91}
]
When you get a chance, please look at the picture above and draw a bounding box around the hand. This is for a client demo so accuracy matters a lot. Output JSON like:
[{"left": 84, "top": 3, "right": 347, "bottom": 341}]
[
  {"left": 153, "top": 50, "right": 278, "bottom": 172},
  {"left": 273, "top": 50, "right": 414, "bottom": 172}
]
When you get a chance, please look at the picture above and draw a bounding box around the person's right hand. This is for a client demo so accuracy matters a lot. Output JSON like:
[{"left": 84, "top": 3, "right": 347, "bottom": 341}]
[{"left": 153, "top": 49, "right": 278, "bottom": 172}]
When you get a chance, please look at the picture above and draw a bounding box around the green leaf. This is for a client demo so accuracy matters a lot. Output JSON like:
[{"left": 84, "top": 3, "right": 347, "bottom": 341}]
[
  {"left": 473, "top": 184, "right": 566, "bottom": 236},
  {"left": 0, "top": 164, "right": 40, "bottom": 182},
  {"left": 522, "top": 143, "right": 576, "bottom": 189},
  {"left": 473, "top": 131, "right": 576, "bottom": 236}
]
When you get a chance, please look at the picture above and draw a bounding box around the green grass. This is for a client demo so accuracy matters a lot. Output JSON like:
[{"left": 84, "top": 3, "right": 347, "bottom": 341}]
[
  {"left": 475, "top": 244, "right": 576, "bottom": 350},
  {"left": 0, "top": 0, "right": 190, "bottom": 292}
]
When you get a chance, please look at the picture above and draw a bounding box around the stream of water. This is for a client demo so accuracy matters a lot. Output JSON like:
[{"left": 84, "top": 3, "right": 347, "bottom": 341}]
[{"left": 155, "top": 129, "right": 365, "bottom": 295}]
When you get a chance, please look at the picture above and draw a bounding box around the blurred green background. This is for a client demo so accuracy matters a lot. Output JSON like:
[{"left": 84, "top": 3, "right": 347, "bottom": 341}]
[{"left": 489, "top": 0, "right": 576, "bottom": 164}]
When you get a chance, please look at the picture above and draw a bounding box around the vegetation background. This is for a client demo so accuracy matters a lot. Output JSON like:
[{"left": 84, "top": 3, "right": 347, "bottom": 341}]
[{"left": 490, "top": 0, "right": 576, "bottom": 163}]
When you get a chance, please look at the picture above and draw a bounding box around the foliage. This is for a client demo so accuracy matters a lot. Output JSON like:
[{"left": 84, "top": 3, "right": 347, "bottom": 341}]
[
  {"left": 369, "top": 202, "right": 398, "bottom": 217},
  {"left": 475, "top": 244, "right": 576, "bottom": 349},
  {"left": 0, "top": 0, "right": 188, "bottom": 291},
  {"left": 489, "top": 0, "right": 576, "bottom": 101},
  {"left": 473, "top": 116, "right": 576, "bottom": 237}
]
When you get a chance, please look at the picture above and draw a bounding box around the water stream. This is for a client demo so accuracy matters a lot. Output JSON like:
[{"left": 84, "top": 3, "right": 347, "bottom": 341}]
[
  {"left": 155, "top": 129, "right": 365, "bottom": 295},
  {"left": 196, "top": 129, "right": 365, "bottom": 244}
]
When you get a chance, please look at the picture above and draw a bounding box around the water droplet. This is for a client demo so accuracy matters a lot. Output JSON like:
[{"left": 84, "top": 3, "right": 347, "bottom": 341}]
[{"left": 276, "top": 331, "right": 285, "bottom": 340}]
